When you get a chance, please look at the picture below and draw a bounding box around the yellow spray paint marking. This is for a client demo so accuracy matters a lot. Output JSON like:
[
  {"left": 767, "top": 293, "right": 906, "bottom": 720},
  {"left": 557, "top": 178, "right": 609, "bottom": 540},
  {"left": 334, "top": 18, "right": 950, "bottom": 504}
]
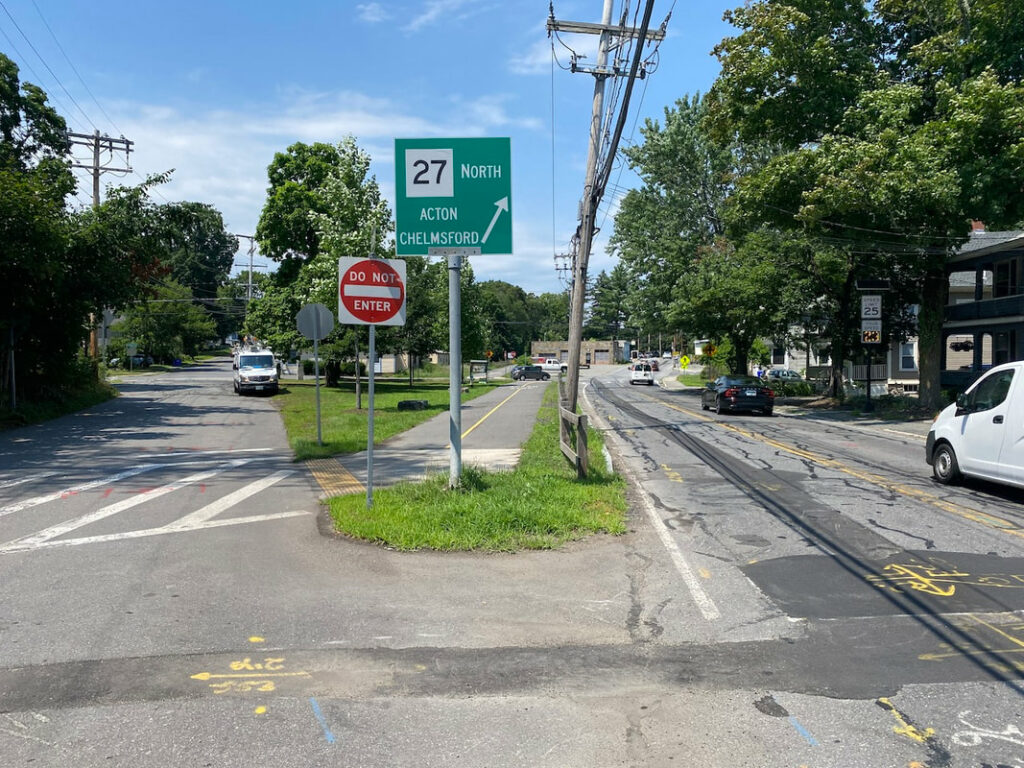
[
  {"left": 699, "top": 568, "right": 711, "bottom": 579},
  {"left": 642, "top": 395, "right": 1024, "bottom": 541},
  {"left": 877, "top": 697, "right": 936, "bottom": 745},
  {"left": 918, "top": 613, "right": 1024, "bottom": 667},
  {"left": 868, "top": 560, "right": 1024, "bottom": 598},
  {"left": 660, "top": 464, "right": 684, "bottom": 483},
  {"left": 254, "top": 706, "right": 267, "bottom": 715},
  {"left": 190, "top": 656, "right": 311, "bottom": 696},
  {"left": 248, "top": 636, "right": 265, "bottom": 644}
]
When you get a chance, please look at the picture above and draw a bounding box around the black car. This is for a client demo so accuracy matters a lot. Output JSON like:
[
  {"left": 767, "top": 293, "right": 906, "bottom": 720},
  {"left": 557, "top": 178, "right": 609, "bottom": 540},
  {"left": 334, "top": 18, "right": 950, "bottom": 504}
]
[
  {"left": 509, "top": 365, "right": 525, "bottom": 380},
  {"left": 517, "top": 365, "right": 550, "bottom": 381},
  {"left": 701, "top": 375, "right": 775, "bottom": 416}
]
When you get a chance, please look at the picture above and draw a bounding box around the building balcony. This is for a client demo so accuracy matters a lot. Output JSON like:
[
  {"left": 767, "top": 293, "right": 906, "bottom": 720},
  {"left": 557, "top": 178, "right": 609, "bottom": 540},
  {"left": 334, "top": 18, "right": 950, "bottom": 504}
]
[{"left": 945, "top": 294, "right": 1024, "bottom": 322}]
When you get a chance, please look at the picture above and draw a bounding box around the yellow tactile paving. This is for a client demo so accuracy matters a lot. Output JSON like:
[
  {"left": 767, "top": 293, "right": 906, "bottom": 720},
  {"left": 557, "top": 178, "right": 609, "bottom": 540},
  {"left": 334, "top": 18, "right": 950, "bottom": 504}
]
[{"left": 305, "top": 458, "right": 365, "bottom": 498}]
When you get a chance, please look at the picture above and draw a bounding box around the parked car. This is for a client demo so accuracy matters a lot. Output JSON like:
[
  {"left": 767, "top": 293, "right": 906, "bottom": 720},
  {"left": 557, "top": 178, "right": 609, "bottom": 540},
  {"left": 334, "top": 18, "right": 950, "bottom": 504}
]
[
  {"left": 517, "top": 365, "right": 550, "bottom": 381},
  {"left": 767, "top": 368, "right": 802, "bottom": 381},
  {"left": 509, "top": 365, "right": 525, "bottom": 380},
  {"left": 701, "top": 375, "right": 775, "bottom": 415},
  {"left": 629, "top": 362, "right": 654, "bottom": 385},
  {"left": 537, "top": 358, "right": 568, "bottom": 374},
  {"left": 927, "top": 360, "right": 1024, "bottom": 488}
]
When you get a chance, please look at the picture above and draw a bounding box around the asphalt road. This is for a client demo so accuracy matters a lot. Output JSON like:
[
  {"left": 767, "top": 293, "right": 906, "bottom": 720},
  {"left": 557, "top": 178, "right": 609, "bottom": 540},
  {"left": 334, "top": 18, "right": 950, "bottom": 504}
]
[{"left": 1, "top": 361, "right": 1022, "bottom": 767}]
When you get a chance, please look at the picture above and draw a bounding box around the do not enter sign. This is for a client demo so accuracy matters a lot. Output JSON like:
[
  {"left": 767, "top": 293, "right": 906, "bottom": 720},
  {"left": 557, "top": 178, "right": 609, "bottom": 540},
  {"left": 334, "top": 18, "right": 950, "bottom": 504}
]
[{"left": 337, "top": 257, "right": 407, "bottom": 326}]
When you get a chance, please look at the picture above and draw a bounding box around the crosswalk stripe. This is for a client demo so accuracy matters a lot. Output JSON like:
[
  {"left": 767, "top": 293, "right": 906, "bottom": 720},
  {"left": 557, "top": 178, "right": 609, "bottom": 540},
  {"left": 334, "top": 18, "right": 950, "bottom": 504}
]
[
  {"left": 166, "top": 470, "right": 294, "bottom": 529},
  {"left": 0, "top": 459, "right": 252, "bottom": 551},
  {"left": 0, "top": 510, "right": 310, "bottom": 553},
  {"left": 0, "top": 464, "right": 166, "bottom": 518}
]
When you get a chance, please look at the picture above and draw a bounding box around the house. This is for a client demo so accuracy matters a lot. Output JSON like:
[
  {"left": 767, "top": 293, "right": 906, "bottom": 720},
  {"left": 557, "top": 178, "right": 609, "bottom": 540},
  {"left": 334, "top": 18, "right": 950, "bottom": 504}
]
[{"left": 940, "top": 225, "right": 1024, "bottom": 391}]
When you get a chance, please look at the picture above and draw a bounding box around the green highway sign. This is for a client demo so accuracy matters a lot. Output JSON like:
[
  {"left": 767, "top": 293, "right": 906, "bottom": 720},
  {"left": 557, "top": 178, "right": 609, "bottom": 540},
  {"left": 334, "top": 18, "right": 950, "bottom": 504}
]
[{"left": 394, "top": 137, "right": 512, "bottom": 255}]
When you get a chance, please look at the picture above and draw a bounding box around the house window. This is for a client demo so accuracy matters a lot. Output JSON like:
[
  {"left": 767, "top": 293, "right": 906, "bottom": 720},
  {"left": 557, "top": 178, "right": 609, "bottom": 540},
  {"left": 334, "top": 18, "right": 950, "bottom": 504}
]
[
  {"left": 772, "top": 346, "right": 785, "bottom": 365},
  {"left": 899, "top": 342, "right": 917, "bottom": 371},
  {"left": 994, "top": 259, "right": 1018, "bottom": 297}
]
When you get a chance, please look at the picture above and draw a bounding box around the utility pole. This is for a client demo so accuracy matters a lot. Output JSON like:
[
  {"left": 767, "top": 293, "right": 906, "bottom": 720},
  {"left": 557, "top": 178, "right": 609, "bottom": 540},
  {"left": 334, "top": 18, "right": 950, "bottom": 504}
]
[
  {"left": 548, "top": 1, "right": 664, "bottom": 412},
  {"left": 233, "top": 235, "right": 258, "bottom": 301},
  {"left": 68, "top": 131, "right": 134, "bottom": 358}
]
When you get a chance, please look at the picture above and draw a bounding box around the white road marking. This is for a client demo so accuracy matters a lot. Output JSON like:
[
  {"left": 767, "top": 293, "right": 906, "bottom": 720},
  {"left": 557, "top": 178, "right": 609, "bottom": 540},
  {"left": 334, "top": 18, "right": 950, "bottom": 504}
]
[
  {"left": 0, "top": 510, "right": 310, "bottom": 553},
  {"left": 166, "top": 470, "right": 294, "bottom": 529},
  {"left": 0, "top": 464, "right": 166, "bottom": 518},
  {"left": 582, "top": 382, "right": 721, "bottom": 622},
  {"left": 0, "top": 472, "right": 55, "bottom": 490},
  {"left": 0, "top": 460, "right": 252, "bottom": 550}
]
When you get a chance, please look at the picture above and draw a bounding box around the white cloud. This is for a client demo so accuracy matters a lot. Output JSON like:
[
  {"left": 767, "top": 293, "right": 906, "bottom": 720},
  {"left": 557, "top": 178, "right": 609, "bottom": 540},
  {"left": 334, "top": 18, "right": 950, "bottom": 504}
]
[
  {"left": 81, "top": 87, "right": 552, "bottom": 283},
  {"left": 402, "top": 0, "right": 492, "bottom": 34},
  {"left": 356, "top": 2, "right": 389, "bottom": 22},
  {"left": 509, "top": 39, "right": 553, "bottom": 76}
]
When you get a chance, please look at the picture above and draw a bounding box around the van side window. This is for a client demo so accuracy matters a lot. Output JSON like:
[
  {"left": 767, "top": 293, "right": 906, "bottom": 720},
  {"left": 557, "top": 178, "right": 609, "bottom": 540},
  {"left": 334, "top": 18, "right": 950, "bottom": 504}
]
[{"left": 966, "top": 370, "right": 1015, "bottom": 412}]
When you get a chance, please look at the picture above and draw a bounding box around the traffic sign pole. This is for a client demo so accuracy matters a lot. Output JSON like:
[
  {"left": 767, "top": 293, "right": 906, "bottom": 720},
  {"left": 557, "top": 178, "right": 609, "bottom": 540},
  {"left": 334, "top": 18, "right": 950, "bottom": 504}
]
[{"left": 448, "top": 253, "right": 462, "bottom": 487}]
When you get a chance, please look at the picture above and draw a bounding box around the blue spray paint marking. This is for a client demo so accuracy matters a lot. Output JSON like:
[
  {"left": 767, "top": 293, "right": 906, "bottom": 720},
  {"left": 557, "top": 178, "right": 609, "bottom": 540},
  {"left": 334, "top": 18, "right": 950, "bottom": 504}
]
[
  {"left": 309, "top": 697, "right": 336, "bottom": 744},
  {"left": 788, "top": 716, "right": 819, "bottom": 746}
]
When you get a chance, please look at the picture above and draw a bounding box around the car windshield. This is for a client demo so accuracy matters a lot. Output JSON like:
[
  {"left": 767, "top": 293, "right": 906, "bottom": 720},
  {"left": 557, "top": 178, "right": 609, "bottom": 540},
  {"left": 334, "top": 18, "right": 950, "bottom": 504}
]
[{"left": 240, "top": 355, "right": 274, "bottom": 368}]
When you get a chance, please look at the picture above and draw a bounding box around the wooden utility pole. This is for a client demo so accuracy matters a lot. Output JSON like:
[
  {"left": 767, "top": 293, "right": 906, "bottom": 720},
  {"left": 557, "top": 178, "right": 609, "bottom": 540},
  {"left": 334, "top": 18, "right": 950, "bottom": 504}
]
[
  {"left": 68, "top": 131, "right": 134, "bottom": 357},
  {"left": 548, "top": 1, "right": 664, "bottom": 412}
]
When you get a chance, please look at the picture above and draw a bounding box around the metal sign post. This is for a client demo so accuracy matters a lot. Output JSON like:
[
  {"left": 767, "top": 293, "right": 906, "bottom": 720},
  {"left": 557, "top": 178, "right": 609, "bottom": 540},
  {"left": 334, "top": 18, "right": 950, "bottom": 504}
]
[
  {"left": 337, "top": 257, "right": 407, "bottom": 508},
  {"left": 296, "top": 303, "right": 335, "bottom": 445}
]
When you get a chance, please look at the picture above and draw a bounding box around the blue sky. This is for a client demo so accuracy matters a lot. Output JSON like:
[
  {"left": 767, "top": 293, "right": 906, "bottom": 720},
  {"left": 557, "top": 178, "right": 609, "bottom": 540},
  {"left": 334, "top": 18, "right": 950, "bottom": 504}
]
[{"left": 0, "top": 0, "right": 734, "bottom": 295}]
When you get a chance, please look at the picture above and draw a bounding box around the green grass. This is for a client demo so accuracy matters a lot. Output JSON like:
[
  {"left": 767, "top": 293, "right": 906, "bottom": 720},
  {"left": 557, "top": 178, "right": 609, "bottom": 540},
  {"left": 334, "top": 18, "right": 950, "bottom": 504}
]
[
  {"left": 276, "top": 378, "right": 500, "bottom": 460},
  {"left": 0, "top": 379, "right": 118, "bottom": 431},
  {"left": 677, "top": 373, "right": 706, "bottom": 387},
  {"left": 328, "top": 385, "right": 627, "bottom": 551}
]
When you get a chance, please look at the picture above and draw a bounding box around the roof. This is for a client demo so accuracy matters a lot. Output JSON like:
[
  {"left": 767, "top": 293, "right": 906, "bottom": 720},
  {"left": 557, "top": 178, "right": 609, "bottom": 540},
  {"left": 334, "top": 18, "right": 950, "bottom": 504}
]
[{"left": 949, "top": 229, "right": 1024, "bottom": 264}]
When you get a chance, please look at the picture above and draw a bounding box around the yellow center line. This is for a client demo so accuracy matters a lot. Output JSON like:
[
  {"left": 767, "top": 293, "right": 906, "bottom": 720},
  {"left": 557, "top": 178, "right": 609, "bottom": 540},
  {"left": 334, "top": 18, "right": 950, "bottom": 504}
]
[
  {"left": 461, "top": 384, "right": 528, "bottom": 439},
  {"left": 638, "top": 394, "right": 1024, "bottom": 540}
]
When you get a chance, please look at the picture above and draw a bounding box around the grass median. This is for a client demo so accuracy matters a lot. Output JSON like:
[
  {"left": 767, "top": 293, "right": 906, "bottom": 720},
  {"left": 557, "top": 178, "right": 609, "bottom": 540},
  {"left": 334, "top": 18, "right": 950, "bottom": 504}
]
[
  {"left": 327, "top": 384, "right": 627, "bottom": 551},
  {"left": 276, "top": 378, "right": 500, "bottom": 460}
]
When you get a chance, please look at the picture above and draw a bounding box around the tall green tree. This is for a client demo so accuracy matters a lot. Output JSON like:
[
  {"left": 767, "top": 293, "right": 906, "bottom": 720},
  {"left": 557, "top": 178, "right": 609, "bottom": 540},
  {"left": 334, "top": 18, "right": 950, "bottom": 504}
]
[
  {"left": 159, "top": 201, "right": 237, "bottom": 303},
  {"left": 708, "top": 0, "right": 1024, "bottom": 404}
]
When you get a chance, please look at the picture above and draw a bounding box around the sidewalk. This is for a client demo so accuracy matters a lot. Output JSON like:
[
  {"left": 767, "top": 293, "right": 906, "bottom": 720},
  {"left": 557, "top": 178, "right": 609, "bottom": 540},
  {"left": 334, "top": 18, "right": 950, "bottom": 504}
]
[
  {"left": 305, "top": 378, "right": 549, "bottom": 498},
  {"left": 657, "top": 368, "right": 933, "bottom": 439}
]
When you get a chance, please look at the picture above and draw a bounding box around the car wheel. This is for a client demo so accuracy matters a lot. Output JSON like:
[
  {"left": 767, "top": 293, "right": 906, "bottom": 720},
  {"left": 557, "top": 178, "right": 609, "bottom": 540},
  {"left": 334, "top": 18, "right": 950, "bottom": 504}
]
[
  {"left": 629, "top": 380, "right": 634, "bottom": 385},
  {"left": 763, "top": 407, "right": 773, "bottom": 417},
  {"left": 715, "top": 397, "right": 724, "bottom": 415},
  {"left": 701, "top": 398, "right": 709, "bottom": 411},
  {"left": 932, "top": 443, "right": 962, "bottom": 485},
  {"left": 542, "top": 373, "right": 550, "bottom": 380}
]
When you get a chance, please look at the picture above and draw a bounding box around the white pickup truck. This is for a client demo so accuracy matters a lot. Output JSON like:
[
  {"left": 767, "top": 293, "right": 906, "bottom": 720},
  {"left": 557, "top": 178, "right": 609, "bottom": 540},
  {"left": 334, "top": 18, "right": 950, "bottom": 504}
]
[{"left": 538, "top": 358, "right": 568, "bottom": 374}]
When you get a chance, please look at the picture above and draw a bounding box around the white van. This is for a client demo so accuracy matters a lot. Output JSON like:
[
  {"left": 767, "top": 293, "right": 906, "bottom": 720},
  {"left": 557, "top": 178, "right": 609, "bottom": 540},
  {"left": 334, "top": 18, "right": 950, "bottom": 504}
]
[
  {"left": 233, "top": 348, "right": 279, "bottom": 395},
  {"left": 926, "top": 361, "right": 1023, "bottom": 487}
]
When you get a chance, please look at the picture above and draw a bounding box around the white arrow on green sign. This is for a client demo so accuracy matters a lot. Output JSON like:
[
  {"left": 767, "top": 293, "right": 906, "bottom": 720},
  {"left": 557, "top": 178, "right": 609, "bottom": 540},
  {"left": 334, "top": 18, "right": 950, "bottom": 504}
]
[{"left": 394, "top": 137, "right": 512, "bottom": 256}]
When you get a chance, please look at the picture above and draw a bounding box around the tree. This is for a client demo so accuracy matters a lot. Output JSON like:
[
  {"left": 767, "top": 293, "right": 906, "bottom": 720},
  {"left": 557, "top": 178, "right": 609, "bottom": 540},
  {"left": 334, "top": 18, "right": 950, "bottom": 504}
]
[
  {"left": 527, "top": 292, "right": 570, "bottom": 342},
  {"left": 159, "top": 201, "right": 237, "bottom": 303},
  {"left": 707, "top": 0, "right": 1024, "bottom": 405},
  {"left": 112, "top": 280, "right": 216, "bottom": 363},
  {"left": 583, "top": 265, "right": 631, "bottom": 342},
  {"left": 478, "top": 280, "right": 533, "bottom": 358}
]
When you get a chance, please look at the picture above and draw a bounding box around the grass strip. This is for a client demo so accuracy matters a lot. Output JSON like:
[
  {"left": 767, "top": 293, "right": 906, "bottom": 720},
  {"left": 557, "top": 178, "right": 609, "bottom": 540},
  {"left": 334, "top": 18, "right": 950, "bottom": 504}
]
[
  {"left": 328, "top": 384, "right": 627, "bottom": 551},
  {"left": 277, "top": 379, "right": 500, "bottom": 460}
]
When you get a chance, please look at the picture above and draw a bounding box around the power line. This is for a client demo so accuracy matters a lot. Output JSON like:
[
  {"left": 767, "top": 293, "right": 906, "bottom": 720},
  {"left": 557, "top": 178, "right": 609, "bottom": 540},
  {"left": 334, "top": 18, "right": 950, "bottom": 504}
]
[
  {"left": 0, "top": 0, "right": 96, "bottom": 132},
  {"left": 28, "top": 0, "right": 122, "bottom": 136}
]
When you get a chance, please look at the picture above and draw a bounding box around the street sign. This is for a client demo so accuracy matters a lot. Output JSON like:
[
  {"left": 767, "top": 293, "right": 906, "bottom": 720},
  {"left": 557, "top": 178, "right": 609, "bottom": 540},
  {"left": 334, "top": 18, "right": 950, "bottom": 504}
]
[
  {"left": 296, "top": 303, "right": 334, "bottom": 340},
  {"left": 861, "top": 319, "right": 882, "bottom": 344},
  {"left": 337, "top": 257, "right": 407, "bottom": 326},
  {"left": 394, "top": 137, "right": 512, "bottom": 255},
  {"left": 861, "top": 295, "right": 882, "bottom": 319}
]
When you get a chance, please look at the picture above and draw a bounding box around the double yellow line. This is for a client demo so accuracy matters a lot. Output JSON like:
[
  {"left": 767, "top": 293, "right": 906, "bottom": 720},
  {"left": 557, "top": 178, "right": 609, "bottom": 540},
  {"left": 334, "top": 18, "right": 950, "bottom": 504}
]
[{"left": 643, "top": 394, "right": 1024, "bottom": 540}]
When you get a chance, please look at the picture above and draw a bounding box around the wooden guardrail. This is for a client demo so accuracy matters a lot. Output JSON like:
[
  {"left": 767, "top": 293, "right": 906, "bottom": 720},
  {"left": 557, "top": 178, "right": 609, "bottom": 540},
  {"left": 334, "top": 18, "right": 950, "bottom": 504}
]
[{"left": 558, "top": 406, "right": 589, "bottom": 479}]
